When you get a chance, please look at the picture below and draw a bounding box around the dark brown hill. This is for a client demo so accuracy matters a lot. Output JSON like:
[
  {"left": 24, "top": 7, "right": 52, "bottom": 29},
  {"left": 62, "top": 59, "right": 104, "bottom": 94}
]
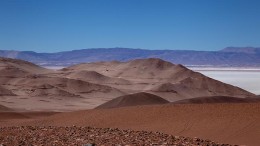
[
  {"left": 0, "top": 104, "right": 12, "bottom": 112},
  {"left": 96, "top": 92, "right": 169, "bottom": 109}
]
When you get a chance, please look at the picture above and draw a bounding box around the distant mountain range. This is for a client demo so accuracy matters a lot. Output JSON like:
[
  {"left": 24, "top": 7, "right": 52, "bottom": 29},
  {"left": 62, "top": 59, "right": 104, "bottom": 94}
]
[{"left": 1, "top": 47, "right": 260, "bottom": 67}]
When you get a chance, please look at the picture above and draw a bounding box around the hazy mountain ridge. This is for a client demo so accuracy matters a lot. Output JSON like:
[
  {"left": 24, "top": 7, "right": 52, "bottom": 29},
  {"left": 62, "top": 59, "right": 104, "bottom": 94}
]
[
  {"left": 1, "top": 47, "right": 260, "bottom": 66},
  {"left": 220, "top": 47, "right": 260, "bottom": 54}
]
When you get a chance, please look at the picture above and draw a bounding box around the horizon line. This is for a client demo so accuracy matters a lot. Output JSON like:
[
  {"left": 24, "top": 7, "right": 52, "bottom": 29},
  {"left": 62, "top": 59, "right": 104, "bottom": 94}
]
[{"left": 1, "top": 46, "right": 259, "bottom": 53}]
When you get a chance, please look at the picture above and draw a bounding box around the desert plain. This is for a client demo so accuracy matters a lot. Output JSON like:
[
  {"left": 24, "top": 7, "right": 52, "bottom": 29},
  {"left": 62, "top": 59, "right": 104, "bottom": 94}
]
[{"left": 0, "top": 57, "right": 260, "bottom": 146}]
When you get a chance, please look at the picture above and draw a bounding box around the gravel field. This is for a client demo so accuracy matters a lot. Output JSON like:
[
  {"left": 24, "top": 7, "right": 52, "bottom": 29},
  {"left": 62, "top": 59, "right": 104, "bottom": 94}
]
[{"left": 0, "top": 126, "right": 233, "bottom": 146}]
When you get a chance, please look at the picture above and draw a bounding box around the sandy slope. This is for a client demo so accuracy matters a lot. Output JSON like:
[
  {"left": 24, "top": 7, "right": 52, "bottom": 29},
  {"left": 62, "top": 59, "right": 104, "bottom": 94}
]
[
  {"left": 172, "top": 95, "right": 260, "bottom": 104},
  {"left": 65, "top": 70, "right": 131, "bottom": 85},
  {"left": 0, "top": 105, "right": 29, "bottom": 121},
  {"left": 23, "top": 103, "right": 260, "bottom": 146},
  {"left": 0, "top": 86, "right": 16, "bottom": 96},
  {"left": 0, "top": 57, "right": 51, "bottom": 76}
]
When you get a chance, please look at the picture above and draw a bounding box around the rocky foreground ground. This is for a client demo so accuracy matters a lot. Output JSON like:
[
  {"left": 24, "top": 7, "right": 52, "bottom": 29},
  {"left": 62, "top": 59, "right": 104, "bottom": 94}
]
[{"left": 0, "top": 126, "right": 234, "bottom": 146}]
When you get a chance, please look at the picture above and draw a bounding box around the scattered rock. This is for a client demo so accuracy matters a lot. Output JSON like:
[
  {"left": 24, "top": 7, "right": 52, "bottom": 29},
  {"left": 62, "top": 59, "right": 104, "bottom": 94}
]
[{"left": 0, "top": 126, "right": 233, "bottom": 146}]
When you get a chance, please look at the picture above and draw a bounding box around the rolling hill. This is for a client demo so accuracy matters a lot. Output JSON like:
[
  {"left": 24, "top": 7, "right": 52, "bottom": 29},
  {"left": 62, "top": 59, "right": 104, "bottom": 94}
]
[
  {"left": 0, "top": 57, "right": 257, "bottom": 111},
  {"left": 66, "top": 58, "right": 254, "bottom": 101}
]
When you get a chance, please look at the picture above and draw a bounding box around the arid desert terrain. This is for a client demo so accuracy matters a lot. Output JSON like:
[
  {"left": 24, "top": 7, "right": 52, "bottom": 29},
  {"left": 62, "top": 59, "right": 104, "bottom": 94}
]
[{"left": 0, "top": 57, "right": 260, "bottom": 145}]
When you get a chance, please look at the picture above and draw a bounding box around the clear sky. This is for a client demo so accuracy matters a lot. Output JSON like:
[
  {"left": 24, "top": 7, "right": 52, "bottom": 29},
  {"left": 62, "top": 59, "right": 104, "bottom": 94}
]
[{"left": 0, "top": 0, "right": 260, "bottom": 52}]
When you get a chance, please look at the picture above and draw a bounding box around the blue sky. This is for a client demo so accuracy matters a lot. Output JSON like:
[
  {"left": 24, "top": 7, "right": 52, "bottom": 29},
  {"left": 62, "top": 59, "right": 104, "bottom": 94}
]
[{"left": 0, "top": 0, "right": 260, "bottom": 52}]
